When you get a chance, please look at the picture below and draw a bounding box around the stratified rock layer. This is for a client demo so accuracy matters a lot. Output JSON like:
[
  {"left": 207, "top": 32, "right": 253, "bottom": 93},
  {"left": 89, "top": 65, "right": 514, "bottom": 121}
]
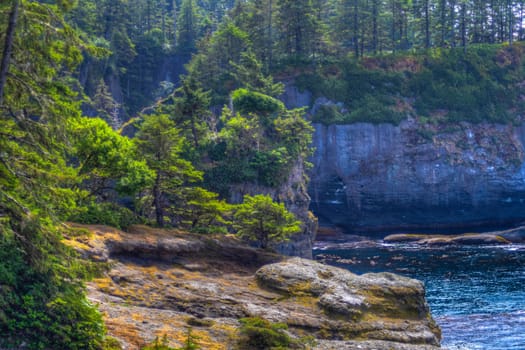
[
  {"left": 310, "top": 121, "right": 525, "bottom": 233},
  {"left": 67, "top": 224, "right": 441, "bottom": 350}
]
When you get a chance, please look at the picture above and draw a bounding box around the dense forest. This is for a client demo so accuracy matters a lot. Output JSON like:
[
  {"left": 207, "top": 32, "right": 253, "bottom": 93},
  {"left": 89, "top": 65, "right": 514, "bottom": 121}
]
[{"left": 2, "top": 0, "right": 525, "bottom": 348}]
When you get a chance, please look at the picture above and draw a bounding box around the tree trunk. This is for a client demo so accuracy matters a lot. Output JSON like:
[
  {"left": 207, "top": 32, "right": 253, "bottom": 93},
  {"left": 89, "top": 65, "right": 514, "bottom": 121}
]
[
  {"left": 424, "top": 0, "right": 430, "bottom": 48},
  {"left": 449, "top": 0, "right": 456, "bottom": 47},
  {"left": 153, "top": 172, "right": 164, "bottom": 227},
  {"left": 461, "top": 1, "right": 467, "bottom": 51},
  {"left": 353, "top": 0, "right": 359, "bottom": 57},
  {"left": 440, "top": 0, "right": 446, "bottom": 46},
  {"left": 191, "top": 118, "right": 199, "bottom": 148},
  {"left": 372, "top": 0, "right": 378, "bottom": 53},
  {"left": 268, "top": 0, "right": 273, "bottom": 69},
  {"left": 0, "top": 0, "right": 19, "bottom": 106}
]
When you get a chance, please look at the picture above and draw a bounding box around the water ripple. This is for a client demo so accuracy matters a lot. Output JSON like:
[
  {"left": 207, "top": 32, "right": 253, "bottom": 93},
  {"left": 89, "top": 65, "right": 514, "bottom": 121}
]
[{"left": 314, "top": 243, "right": 525, "bottom": 349}]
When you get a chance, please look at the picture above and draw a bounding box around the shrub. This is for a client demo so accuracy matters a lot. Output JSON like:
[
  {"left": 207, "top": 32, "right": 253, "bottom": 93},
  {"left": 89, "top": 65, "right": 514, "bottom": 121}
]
[
  {"left": 232, "top": 88, "right": 285, "bottom": 115},
  {"left": 70, "top": 202, "right": 141, "bottom": 230},
  {"left": 237, "top": 317, "right": 291, "bottom": 350}
]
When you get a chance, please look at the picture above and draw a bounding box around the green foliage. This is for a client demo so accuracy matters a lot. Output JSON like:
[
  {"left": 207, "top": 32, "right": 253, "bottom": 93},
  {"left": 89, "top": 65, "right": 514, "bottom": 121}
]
[
  {"left": 230, "top": 52, "right": 285, "bottom": 97},
  {"left": 250, "top": 149, "right": 291, "bottom": 187},
  {"left": 207, "top": 99, "right": 313, "bottom": 193},
  {"left": 273, "top": 108, "right": 314, "bottom": 156},
  {"left": 69, "top": 116, "right": 154, "bottom": 197},
  {"left": 0, "top": 3, "right": 110, "bottom": 348},
  {"left": 303, "top": 45, "right": 525, "bottom": 125},
  {"left": 346, "top": 95, "right": 405, "bottom": 125},
  {"left": 0, "top": 223, "right": 105, "bottom": 350},
  {"left": 233, "top": 194, "right": 301, "bottom": 249},
  {"left": 135, "top": 113, "right": 203, "bottom": 227},
  {"left": 174, "top": 187, "right": 232, "bottom": 234},
  {"left": 69, "top": 201, "right": 141, "bottom": 230},
  {"left": 409, "top": 45, "right": 524, "bottom": 123},
  {"left": 232, "top": 88, "right": 285, "bottom": 116},
  {"left": 218, "top": 107, "right": 262, "bottom": 157},
  {"left": 177, "top": 0, "right": 200, "bottom": 54},
  {"left": 237, "top": 317, "right": 291, "bottom": 350},
  {"left": 168, "top": 75, "right": 212, "bottom": 149}
]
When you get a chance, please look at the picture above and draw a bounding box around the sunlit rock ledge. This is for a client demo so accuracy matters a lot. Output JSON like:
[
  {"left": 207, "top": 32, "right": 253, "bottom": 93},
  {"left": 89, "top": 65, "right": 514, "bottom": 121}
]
[
  {"left": 384, "top": 225, "right": 525, "bottom": 245},
  {"left": 66, "top": 224, "right": 441, "bottom": 349}
]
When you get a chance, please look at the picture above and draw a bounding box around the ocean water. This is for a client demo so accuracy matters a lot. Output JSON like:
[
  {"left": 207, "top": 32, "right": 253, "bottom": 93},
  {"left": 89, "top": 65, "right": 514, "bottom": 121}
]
[{"left": 314, "top": 242, "right": 525, "bottom": 350}]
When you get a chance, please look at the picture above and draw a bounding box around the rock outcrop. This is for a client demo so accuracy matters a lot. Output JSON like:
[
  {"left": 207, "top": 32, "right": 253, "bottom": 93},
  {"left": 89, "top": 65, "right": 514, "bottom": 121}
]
[
  {"left": 384, "top": 225, "right": 525, "bottom": 245},
  {"left": 230, "top": 160, "right": 318, "bottom": 258},
  {"left": 309, "top": 120, "right": 525, "bottom": 234},
  {"left": 66, "top": 224, "right": 441, "bottom": 350},
  {"left": 384, "top": 233, "right": 511, "bottom": 245}
]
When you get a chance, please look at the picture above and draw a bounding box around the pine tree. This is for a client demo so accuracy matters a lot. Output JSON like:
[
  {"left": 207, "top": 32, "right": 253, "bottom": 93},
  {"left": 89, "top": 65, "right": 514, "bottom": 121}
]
[
  {"left": 135, "top": 113, "right": 201, "bottom": 227},
  {"left": 234, "top": 194, "right": 301, "bottom": 250},
  {"left": 177, "top": 0, "right": 199, "bottom": 54}
]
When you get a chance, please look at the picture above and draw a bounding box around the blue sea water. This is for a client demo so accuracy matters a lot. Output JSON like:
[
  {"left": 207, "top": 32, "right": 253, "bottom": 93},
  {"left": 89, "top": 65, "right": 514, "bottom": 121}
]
[{"left": 314, "top": 242, "right": 525, "bottom": 350}]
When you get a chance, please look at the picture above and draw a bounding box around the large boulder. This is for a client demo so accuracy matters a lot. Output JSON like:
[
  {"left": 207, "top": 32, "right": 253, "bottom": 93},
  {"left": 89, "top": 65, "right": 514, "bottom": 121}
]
[{"left": 256, "top": 257, "right": 441, "bottom": 346}]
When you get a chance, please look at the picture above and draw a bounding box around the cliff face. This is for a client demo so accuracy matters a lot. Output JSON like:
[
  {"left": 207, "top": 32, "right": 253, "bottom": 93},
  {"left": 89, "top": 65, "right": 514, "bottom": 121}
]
[{"left": 310, "top": 119, "right": 525, "bottom": 234}]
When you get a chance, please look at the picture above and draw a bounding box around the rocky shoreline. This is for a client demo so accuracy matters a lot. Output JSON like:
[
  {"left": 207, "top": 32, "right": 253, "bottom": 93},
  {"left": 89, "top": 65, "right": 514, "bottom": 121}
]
[
  {"left": 66, "top": 224, "right": 442, "bottom": 349},
  {"left": 384, "top": 225, "right": 525, "bottom": 246}
]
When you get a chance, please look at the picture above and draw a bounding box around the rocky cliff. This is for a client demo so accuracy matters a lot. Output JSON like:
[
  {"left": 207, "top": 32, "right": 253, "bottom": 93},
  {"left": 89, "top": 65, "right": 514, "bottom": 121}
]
[
  {"left": 66, "top": 224, "right": 441, "bottom": 350},
  {"left": 309, "top": 119, "right": 525, "bottom": 234}
]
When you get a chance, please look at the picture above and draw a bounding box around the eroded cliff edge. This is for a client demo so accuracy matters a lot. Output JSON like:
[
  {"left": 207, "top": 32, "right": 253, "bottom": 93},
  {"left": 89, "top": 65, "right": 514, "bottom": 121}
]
[
  {"left": 68, "top": 224, "right": 441, "bottom": 349},
  {"left": 309, "top": 119, "right": 525, "bottom": 234}
]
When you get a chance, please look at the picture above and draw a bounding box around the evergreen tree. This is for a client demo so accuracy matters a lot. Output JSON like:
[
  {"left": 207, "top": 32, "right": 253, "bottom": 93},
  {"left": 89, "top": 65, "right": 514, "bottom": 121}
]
[
  {"left": 170, "top": 75, "right": 211, "bottom": 149},
  {"left": 0, "top": 0, "right": 108, "bottom": 347},
  {"left": 135, "top": 113, "right": 201, "bottom": 227},
  {"left": 233, "top": 194, "right": 301, "bottom": 250},
  {"left": 177, "top": 0, "right": 199, "bottom": 53},
  {"left": 276, "top": 0, "right": 321, "bottom": 61}
]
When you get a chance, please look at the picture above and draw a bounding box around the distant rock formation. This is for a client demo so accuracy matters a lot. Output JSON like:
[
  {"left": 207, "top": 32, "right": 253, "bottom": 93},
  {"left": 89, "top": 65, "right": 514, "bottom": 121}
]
[
  {"left": 309, "top": 120, "right": 525, "bottom": 234},
  {"left": 384, "top": 225, "right": 525, "bottom": 245}
]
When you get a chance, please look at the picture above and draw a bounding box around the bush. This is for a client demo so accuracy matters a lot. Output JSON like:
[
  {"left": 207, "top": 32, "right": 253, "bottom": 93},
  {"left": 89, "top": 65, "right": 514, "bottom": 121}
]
[
  {"left": 312, "top": 104, "right": 345, "bottom": 124},
  {"left": 346, "top": 95, "right": 405, "bottom": 125},
  {"left": 232, "top": 88, "right": 285, "bottom": 115},
  {"left": 70, "top": 202, "right": 141, "bottom": 230},
  {"left": 237, "top": 317, "right": 291, "bottom": 350},
  {"left": 297, "top": 45, "right": 525, "bottom": 125}
]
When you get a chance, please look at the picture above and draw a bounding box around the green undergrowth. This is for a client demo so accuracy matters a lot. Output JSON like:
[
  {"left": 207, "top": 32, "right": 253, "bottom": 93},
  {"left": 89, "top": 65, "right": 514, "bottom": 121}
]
[
  {"left": 300, "top": 44, "right": 525, "bottom": 125},
  {"left": 0, "top": 221, "right": 109, "bottom": 349},
  {"left": 237, "top": 317, "right": 316, "bottom": 350}
]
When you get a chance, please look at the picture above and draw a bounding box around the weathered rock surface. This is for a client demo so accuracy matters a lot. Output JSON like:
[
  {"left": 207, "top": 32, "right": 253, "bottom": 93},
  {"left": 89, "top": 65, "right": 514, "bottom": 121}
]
[
  {"left": 309, "top": 120, "right": 525, "bottom": 234},
  {"left": 383, "top": 226, "right": 525, "bottom": 245},
  {"left": 67, "top": 224, "right": 441, "bottom": 350}
]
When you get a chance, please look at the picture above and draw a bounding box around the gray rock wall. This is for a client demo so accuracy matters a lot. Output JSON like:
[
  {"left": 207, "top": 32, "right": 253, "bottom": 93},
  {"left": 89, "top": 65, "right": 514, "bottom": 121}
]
[{"left": 309, "top": 120, "right": 525, "bottom": 234}]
